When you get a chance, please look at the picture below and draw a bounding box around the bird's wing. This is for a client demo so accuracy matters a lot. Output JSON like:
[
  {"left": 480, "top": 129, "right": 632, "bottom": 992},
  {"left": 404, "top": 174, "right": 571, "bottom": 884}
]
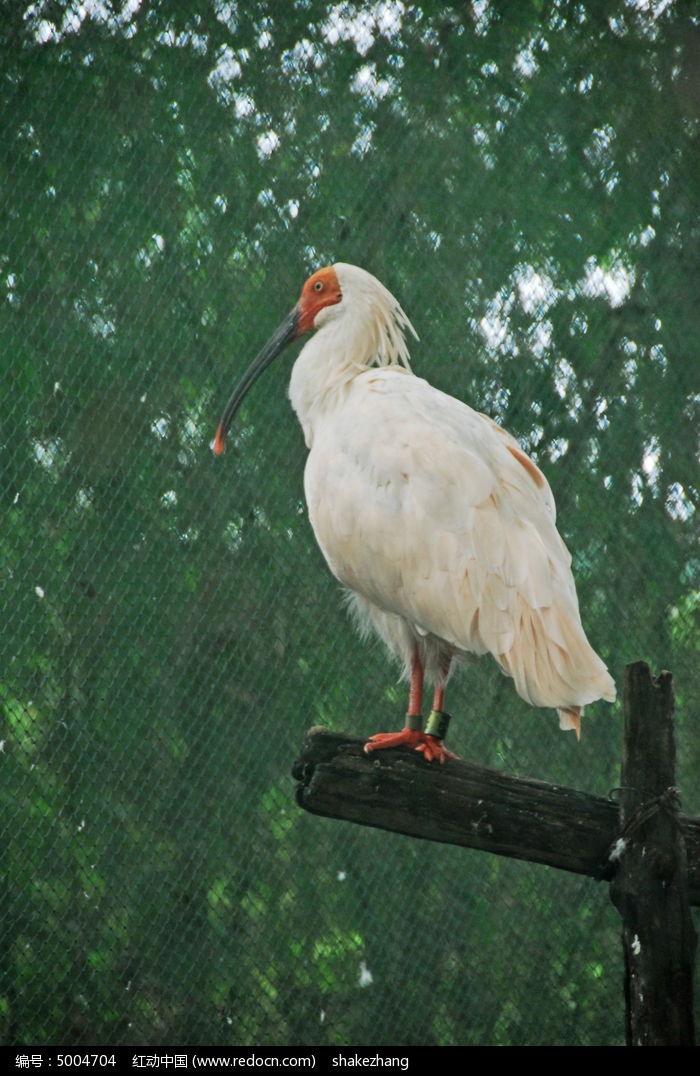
[{"left": 305, "top": 369, "right": 612, "bottom": 708}]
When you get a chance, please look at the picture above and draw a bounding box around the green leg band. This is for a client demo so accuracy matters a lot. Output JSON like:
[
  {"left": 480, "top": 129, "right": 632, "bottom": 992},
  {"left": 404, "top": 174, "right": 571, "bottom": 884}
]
[
  {"left": 405, "top": 713, "right": 423, "bottom": 732},
  {"left": 425, "top": 709, "right": 451, "bottom": 740}
]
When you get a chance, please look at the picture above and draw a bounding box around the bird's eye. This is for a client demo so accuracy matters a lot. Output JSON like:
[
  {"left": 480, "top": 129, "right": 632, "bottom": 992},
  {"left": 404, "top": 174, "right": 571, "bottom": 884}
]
[{"left": 313, "top": 280, "right": 324, "bottom": 292}]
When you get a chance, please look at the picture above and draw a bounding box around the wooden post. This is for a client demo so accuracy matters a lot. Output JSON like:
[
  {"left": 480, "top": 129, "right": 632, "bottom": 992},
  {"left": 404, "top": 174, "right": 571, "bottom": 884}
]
[{"left": 609, "top": 662, "right": 697, "bottom": 1046}]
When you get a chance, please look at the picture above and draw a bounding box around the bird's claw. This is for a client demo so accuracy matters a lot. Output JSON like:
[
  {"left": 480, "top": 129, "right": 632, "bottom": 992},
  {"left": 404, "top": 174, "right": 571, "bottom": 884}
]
[
  {"left": 364, "top": 727, "right": 457, "bottom": 763},
  {"left": 415, "top": 735, "right": 459, "bottom": 764},
  {"left": 364, "top": 727, "right": 424, "bottom": 753}
]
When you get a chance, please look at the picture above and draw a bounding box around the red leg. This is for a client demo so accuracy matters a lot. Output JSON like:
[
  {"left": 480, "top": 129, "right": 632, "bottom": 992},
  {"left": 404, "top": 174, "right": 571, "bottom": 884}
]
[
  {"left": 364, "top": 648, "right": 425, "bottom": 753},
  {"left": 407, "top": 649, "right": 424, "bottom": 716},
  {"left": 415, "top": 657, "right": 459, "bottom": 762},
  {"left": 365, "top": 651, "right": 458, "bottom": 763},
  {"left": 432, "top": 652, "right": 452, "bottom": 712}
]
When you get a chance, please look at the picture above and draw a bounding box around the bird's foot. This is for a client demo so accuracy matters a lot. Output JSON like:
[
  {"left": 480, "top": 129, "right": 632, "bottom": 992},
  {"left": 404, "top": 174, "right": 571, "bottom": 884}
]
[
  {"left": 365, "top": 713, "right": 423, "bottom": 753},
  {"left": 415, "top": 734, "right": 459, "bottom": 763},
  {"left": 364, "top": 726, "right": 425, "bottom": 753},
  {"left": 417, "top": 710, "right": 459, "bottom": 762},
  {"left": 364, "top": 711, "right": 457, "bottom": 764}
]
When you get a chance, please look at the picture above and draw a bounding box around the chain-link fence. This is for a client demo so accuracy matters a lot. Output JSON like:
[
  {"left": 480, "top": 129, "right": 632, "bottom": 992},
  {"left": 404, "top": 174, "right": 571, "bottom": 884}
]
[{"left": 1, "top": 0, "right": 698, "bottom": 1047}]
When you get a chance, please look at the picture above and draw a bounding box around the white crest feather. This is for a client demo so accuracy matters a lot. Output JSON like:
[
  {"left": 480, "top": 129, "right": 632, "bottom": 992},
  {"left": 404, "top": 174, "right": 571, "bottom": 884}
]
[{"left": 332, "top": 263, "right": 418, "bottom": 370}]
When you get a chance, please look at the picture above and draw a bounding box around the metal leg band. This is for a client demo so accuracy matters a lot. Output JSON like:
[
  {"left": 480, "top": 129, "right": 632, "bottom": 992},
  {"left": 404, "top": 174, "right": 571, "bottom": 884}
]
[{"left": 425, "top": 709, "right": 451, "bottom": 740}]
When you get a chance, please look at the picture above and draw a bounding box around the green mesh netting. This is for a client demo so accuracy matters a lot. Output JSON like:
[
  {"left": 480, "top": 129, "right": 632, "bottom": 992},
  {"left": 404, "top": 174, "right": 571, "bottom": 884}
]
[{"left": 1, "top": 0, "right": 698, "bottom": 1047}]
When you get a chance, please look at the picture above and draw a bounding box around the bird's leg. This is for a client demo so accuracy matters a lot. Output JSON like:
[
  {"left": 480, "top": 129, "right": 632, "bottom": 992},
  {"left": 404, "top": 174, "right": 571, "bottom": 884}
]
[
  {"left": 364, "top": 651, "right": 458, "bottom": 763},
  {"left": 364, "top": 649, "right": 426, "bottom": 755},
  {"left": 414, "top": 659, "right": 459, "bottom": 763},
  {"left": 406, "top": 648, "right": 424, "bottom": 724}
]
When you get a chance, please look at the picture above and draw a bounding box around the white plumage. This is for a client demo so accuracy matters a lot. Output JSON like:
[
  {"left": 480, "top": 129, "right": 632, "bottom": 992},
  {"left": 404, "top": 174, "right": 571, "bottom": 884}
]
[{"left": 215, "top": 262, "right": 616, "bottom": 760}]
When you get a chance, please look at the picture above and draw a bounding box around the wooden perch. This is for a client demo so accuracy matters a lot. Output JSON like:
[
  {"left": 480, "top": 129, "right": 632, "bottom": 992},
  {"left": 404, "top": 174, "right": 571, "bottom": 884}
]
[
  {"left": 292, "top": 725, "right": 700, "bottom": 905},
  {"left": 293, "top": 662, "right": 698, "bottom": 1045}
]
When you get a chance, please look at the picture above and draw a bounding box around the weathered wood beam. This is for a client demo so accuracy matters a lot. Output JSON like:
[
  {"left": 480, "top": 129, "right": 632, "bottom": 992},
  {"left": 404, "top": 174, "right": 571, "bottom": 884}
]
[
  {"left": 293, "top": 662, "right": 698, "bottom": 1045},
  {"left": 609, "top": 663, "right": 697, "bottom": 1046},
  {"left": 292, "top": 726, "right": 700, "bottom": 905}
]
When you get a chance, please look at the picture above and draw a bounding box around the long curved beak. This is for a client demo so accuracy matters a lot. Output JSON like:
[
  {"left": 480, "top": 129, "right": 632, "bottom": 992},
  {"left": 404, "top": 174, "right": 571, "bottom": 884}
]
[{"left": 214, "top": 305, "right": 300, "bottom": 455}]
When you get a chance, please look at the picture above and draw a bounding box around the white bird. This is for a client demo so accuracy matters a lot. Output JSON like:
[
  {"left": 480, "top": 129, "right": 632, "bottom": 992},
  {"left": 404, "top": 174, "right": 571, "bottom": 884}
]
[{"left": 215, "top": 263, "right": 616, "bottom": 762}]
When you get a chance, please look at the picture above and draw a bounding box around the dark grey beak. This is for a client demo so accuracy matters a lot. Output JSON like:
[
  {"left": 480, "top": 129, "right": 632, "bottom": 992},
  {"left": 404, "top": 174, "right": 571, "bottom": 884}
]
[{"left": 214, "top": 305, "right": 300, "bottom": 455}]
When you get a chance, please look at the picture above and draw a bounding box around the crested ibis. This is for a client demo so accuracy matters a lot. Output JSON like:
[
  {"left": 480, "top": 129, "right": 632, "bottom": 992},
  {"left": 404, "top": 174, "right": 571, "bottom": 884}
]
[{"left": 214, "top": 263, "right": 616, "bottom": 762}]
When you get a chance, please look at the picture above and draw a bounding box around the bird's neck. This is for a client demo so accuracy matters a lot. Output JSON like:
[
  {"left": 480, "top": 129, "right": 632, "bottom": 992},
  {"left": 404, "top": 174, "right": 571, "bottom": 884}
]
[{"left": 288, "top": 320, "right": 374, "bottom": 447}]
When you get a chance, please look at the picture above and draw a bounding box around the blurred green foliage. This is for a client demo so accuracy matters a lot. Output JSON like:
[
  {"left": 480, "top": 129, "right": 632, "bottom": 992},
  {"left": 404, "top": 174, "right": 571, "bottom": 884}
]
[{"left": 1, "top": 0, "right": 698, "bottom": 1047}]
